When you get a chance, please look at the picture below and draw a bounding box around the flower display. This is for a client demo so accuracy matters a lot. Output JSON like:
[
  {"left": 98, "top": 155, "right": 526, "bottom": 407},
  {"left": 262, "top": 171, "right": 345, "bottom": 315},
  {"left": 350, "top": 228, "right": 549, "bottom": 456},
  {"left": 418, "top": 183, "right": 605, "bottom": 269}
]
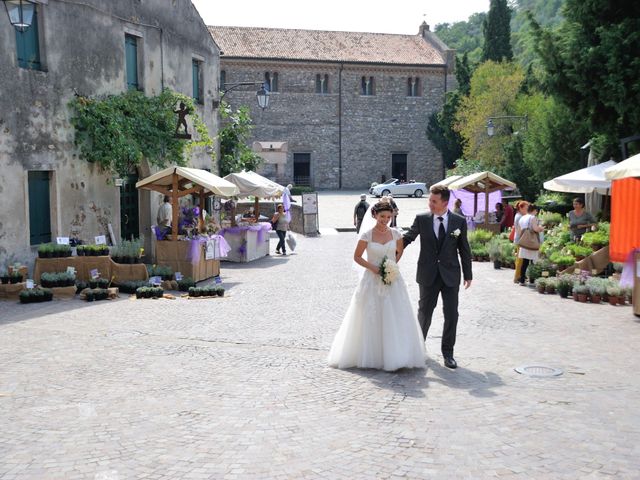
[{"left": 379, "top": 255, "right": 399, "bottom": 285}]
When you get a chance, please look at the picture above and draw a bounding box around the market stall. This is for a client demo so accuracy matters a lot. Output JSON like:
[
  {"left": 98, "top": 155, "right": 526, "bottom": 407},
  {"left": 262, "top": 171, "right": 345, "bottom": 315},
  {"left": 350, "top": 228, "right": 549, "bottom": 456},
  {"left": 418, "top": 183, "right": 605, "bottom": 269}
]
[
  {"left": 447, "top": 172, "right": 516, "bottom": 233},
  {"left": 605, "top": 154, "right": 640, "bottom": 316},
  {"left": 136, "top": 166, "right": 239, "bottom": 281},
  {"left": 222, "top": 170, "right": 285, "bottom": 262}
]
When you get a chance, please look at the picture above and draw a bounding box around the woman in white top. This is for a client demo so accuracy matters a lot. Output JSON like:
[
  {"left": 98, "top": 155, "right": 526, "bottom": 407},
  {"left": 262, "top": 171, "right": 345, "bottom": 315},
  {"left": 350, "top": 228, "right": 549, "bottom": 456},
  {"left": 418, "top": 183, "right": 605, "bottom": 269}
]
[
  {"left": 517, "top": 204, "right": 544, "bottom": 285},
  {"left": 512, "top": 200, "right": 529, "bottom": 284}
]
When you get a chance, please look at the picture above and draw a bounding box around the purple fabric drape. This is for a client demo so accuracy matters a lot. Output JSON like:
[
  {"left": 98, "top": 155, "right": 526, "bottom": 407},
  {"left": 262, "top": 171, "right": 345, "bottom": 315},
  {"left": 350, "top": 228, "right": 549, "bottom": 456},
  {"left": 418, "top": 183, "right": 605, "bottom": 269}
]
[
  {"left": 220, "top": 222, "right": 272, "bottom": 243},
  {"left": 187, "top": 235, "right": 231, "bottom": 263},
  {"left": 283, "top": 189, "right": 292, "bottom": 222},
  {"left": 619, "top": 248, "right": 639, "bottom": 288}
]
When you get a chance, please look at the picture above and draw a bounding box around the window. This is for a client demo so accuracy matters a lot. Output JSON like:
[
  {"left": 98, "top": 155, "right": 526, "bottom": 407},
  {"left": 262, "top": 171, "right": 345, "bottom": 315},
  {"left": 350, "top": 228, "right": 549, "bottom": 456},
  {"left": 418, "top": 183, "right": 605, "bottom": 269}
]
[
  {"left": 407, "top": 77, "right": 421, "bottom": 97},
  {"left": 361, "top": 76, "right": 375, "bottom": 96},
  {"left": 315, "top": 74, "right": 329, "bottom": 94},
  {"left": 28, "top": 171, "right": 51, "bottom": 245},
  {"left": 265, "top": 71, "right": 279, "bottom": 92},
  {"left": 125, "top": 34, "right": 139, "bottom": 90},
  {"left": 192, "top": 59, "right": 203, "bottom": 103},
  {"left": 15, "top": 7, "right": 41, "bottom": 70}
]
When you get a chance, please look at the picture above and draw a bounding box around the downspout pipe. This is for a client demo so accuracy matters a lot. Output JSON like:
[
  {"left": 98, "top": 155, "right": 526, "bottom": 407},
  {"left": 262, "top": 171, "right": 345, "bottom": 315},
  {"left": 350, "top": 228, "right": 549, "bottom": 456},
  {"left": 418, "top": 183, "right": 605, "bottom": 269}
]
[{"left": 338, "top": 62, "right": 343, "bottom": 190}]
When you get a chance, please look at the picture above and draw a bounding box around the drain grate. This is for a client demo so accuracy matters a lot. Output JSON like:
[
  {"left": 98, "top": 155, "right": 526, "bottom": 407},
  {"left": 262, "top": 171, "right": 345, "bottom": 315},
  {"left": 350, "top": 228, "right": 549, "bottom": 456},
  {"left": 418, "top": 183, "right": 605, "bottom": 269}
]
[{"left": 515, "top": 365, "right": 563, "bottom": 377}]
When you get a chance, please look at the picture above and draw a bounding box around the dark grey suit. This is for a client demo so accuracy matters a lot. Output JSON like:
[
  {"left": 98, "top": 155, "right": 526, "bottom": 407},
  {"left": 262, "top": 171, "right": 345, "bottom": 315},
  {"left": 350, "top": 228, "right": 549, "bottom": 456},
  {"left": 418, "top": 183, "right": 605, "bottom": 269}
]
[{"left": 403, "top": 212, "right": 472, "bottom": 356}]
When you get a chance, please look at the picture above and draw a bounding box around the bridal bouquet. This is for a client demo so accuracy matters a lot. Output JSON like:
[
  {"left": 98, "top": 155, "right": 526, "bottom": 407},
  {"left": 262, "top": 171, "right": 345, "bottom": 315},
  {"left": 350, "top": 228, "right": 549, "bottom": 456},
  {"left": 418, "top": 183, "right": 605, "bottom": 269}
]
[{"left": 379, "top": 255, "right": 399, "bottom": 285}]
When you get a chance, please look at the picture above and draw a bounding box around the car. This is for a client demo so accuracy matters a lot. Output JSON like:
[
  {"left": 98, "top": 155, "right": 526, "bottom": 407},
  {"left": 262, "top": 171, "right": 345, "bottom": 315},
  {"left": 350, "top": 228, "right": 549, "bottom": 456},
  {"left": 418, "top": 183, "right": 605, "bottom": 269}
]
[{"left": 370, "top": 178, "right": 427, "bottom": 198}]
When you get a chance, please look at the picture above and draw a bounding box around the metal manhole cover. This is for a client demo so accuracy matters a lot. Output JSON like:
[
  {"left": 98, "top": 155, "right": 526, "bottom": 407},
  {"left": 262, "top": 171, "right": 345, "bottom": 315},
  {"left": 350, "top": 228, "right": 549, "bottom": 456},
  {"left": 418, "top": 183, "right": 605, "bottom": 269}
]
[{"left": 515, "top": 365, "right": 563, "bottom": 377}]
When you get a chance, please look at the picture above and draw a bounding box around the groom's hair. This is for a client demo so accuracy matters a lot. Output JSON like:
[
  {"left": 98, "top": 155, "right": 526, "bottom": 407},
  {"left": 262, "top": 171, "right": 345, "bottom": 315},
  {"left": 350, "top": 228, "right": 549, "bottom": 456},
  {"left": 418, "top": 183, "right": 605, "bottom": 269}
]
[{"left": 429, "top": 185, "right": 450, "bottom": 202}]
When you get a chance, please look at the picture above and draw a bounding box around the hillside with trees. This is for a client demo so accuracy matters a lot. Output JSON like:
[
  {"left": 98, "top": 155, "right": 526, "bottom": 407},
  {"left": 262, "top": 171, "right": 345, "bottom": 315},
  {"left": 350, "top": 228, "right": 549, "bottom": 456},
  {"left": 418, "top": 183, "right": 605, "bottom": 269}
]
[{"left": 427, "top": 0, "right": 640, "bottom": 202}]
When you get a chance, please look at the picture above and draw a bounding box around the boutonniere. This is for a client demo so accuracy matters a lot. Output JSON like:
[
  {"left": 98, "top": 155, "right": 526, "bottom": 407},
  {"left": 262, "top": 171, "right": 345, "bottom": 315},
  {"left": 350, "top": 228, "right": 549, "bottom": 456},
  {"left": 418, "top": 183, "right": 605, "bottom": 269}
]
[{"left": 451, "top": 228, "right": 461, "bottom": 238}]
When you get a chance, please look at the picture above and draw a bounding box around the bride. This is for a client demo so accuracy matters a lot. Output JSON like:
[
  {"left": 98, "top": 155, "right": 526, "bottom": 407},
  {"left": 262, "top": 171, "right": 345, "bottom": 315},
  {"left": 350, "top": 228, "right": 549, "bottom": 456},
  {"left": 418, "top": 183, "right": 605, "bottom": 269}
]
[{"left": 328, "top": 199, "right": 425, "bottom": 371}]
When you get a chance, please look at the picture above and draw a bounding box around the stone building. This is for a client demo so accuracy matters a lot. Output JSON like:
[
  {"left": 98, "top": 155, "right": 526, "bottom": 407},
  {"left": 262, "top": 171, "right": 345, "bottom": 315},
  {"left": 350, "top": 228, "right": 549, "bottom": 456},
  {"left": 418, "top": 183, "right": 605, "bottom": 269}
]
[
  {"left": 0, "top": 0, "right": 219, "bottom": 264},
  {"left": 209, "top": 22, "right": 454, "bottom": 190}
]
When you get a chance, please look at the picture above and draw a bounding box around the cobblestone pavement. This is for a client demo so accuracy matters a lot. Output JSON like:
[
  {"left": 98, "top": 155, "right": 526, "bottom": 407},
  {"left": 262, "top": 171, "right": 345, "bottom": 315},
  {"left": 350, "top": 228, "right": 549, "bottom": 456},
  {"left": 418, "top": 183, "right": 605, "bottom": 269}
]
[
  {"left": 1, "top": 199, "right": 640, "bottom": 479},
  {"left": 315, "top": 190, "right": 429, "bottom": 230}
]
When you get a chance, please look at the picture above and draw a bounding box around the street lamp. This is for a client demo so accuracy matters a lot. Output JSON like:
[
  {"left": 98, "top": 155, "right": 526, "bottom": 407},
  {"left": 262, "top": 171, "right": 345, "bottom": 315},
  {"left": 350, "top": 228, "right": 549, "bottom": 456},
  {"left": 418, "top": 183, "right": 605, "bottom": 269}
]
[
  {"left": 213, "top": 82, "right": 270, "bottom": 110},
  {"left": 3, "top": 0, "right": 35, "bottom": 31},
  {"left": 486, "top": 115, "right": 528, "bottom": 136}
]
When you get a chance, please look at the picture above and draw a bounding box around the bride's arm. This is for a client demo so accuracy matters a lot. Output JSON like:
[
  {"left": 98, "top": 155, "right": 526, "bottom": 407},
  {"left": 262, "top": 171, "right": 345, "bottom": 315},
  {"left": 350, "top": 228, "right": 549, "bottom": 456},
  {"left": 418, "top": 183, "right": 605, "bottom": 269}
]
[
  {"left": 354, "top": 240, "right": 379, "bottom": 274},
  {"left": 395, "top": 238, "right": 404, "bottom": 262}
]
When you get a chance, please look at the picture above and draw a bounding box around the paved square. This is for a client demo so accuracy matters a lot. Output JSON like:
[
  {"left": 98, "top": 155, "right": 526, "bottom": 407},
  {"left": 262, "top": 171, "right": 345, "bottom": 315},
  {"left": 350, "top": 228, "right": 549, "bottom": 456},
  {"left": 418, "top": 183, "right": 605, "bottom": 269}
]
[{"left": 1, "top": 231, "right": 639, "bottom": 479}]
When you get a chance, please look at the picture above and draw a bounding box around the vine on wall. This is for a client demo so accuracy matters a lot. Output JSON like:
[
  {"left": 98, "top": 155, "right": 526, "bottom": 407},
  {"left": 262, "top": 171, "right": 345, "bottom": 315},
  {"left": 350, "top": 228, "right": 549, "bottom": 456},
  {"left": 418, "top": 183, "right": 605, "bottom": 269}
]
[{"left": 69, "top": 89, "right": 213, "bottom": 179}]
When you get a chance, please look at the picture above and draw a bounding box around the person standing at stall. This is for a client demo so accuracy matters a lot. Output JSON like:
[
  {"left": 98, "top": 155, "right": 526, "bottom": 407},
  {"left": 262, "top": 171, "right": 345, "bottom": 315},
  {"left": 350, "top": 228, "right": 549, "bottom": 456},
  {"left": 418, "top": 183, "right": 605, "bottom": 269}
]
[{"left": 156, "top": 195, "right": 172, "bottom": 236}]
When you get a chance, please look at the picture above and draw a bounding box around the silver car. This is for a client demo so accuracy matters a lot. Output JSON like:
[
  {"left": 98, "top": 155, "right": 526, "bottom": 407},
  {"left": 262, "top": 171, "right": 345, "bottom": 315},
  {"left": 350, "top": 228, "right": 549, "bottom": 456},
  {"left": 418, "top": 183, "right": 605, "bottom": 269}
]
[{"left": 371, "top": 178, "right": 427, "bottom": 198}]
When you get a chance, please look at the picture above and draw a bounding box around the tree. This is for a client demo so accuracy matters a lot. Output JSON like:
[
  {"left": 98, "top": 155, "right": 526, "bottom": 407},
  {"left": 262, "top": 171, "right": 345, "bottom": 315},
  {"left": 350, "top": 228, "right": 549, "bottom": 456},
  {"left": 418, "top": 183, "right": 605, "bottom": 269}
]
[
  {"left": 528, "top": 1, "right": 640, "bottom": 156},
  {"left": 426, "top": 54, "right": 472, "bottom": 169},
  {"left": 218, "top": 103, "right": 263, "bottom": 176},
  {"left": 456, "top": 61, "right": 524, "bottom": 170},
  {"left": 482, "top": 0, "right": 514, "bottom": 62}
]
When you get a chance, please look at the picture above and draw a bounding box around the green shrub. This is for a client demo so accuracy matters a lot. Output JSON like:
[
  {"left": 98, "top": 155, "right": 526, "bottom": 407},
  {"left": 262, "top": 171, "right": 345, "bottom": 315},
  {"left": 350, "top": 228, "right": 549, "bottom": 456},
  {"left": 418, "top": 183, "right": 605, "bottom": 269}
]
[
  {"left": 564, "top": 244, "right": 593, "bottom": 258},
  {"left": 290, "top": 186, "right": 315, "bottom": 195},
  {"left": 468, "top": 229, "right": 494, "bottom": 247},
  {"left": 549, "top": 251, "right": 576, "bottom": 268},
  {"left": 581, "top": 231, "right": 609, "bottom": 249},
  {"left": 539, "top": 212, "right": 563, "bottom": 227}
]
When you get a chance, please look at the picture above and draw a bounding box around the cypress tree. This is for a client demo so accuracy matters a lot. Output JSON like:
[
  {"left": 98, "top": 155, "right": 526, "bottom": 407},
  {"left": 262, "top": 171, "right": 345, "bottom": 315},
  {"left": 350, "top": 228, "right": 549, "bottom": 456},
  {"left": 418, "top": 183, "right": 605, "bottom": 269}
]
[{"left": 482, "top": 0, "right": 513, "bottom": 62}]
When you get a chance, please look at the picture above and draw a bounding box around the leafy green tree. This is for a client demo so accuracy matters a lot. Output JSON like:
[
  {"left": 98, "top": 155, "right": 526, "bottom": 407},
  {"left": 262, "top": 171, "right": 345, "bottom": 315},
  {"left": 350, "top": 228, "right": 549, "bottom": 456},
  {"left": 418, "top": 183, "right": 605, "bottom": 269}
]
[
  {"left": 218, "top": 103, "right": 263, "bottom": 176},
  {"left": 435, "top": 13, "right": 486, "bottom": 64},
  {"left": 528, "top": 1, "right": 640, "bottom": 154},
  {"left": 482, "top": 0, "right": 514, "bottom": 62},
  {"left": 70, "top": 89, "right": 212, "bottom": 179},
  {"left": 456, "top": 61, "right": 524, "bottom": 170}
]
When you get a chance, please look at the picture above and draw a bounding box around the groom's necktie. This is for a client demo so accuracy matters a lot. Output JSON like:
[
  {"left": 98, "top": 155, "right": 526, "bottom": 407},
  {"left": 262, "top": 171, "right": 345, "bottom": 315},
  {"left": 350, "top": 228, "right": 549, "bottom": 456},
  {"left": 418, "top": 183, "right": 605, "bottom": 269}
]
[{"left": 437, "top": 216, "right": 445, "bottom": 250}]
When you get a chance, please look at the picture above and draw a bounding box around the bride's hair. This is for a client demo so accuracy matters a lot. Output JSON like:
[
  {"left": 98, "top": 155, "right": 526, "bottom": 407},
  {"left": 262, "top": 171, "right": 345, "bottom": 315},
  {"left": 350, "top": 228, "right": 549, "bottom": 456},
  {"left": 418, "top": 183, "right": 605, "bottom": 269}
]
[{"left": 371, "top": 201, "right": 394, "bottom": 217}]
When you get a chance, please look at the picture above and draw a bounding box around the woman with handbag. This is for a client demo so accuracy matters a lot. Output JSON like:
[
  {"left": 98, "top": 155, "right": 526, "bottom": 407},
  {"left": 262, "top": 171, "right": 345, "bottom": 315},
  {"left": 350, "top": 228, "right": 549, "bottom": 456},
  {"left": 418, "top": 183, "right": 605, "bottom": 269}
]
[
  {"left": 271, "top": 204, "right": 290, "bottom": 255},
  {"left": 512, "top": 200, "right": 529, "bottom": 284},
  {"left": 517, "top": 204, "right": 544, "bottom": 285}
]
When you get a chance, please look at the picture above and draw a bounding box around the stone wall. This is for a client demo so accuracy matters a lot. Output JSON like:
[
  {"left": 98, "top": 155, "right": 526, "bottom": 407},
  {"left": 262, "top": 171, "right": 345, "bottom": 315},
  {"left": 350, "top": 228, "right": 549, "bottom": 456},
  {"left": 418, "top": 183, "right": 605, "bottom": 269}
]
[
  {"left": 221, "top": 60, "right": 446, "bottom": 190},
  {"left": 0, "top": 0, "right": 219, "bottom": 265}
]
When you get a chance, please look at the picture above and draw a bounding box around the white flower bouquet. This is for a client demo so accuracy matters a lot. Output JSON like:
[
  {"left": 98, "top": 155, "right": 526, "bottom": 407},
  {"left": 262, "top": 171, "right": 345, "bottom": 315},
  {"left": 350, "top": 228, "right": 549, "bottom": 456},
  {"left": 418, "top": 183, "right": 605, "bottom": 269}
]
[{"left": 379, "top": 255, "right": 399, "bottom": 285}]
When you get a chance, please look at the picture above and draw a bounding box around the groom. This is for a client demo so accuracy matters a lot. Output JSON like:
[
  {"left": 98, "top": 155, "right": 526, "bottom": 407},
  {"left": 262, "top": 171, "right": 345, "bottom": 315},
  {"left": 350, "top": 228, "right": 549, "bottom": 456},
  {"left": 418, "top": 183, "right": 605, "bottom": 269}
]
[{"left": 403, "top": 185, "right": 472, "bottom": 369}]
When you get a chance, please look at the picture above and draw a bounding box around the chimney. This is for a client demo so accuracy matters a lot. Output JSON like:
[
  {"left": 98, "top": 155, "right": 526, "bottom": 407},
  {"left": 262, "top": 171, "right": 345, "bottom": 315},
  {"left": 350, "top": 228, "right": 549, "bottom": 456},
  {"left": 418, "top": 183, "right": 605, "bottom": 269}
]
[{"left": 418, "top": 20, "right": 430, "bottom": 37}]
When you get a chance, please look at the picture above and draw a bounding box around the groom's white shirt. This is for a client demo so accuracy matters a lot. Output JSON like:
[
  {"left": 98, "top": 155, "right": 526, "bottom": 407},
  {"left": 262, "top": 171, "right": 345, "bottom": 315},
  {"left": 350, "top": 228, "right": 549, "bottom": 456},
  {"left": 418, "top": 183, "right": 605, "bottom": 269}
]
[{"left": 432, "top": 210, "right": 449, "bottom": 238}]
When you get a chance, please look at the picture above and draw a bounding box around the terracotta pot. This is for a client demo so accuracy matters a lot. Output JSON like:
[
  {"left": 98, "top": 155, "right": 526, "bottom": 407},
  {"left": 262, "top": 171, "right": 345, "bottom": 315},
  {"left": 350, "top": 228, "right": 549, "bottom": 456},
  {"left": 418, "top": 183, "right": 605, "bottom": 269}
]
[
  {"left": 590, "top": 294, "right": 601, "bottom": 304},
  {"left": 577, "top": 293, "right": 588, "bottom": 302},
  {"left": 608, "top": 296, "right": 618, "bottom": 306}
]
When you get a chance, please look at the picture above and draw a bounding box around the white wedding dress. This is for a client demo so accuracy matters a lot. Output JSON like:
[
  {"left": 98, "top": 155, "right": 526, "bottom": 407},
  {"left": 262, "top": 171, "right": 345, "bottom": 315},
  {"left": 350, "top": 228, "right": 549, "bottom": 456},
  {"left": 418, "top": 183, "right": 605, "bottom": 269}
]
[{"left": 328, "top": 228, "right": 425, "bottom": 371}]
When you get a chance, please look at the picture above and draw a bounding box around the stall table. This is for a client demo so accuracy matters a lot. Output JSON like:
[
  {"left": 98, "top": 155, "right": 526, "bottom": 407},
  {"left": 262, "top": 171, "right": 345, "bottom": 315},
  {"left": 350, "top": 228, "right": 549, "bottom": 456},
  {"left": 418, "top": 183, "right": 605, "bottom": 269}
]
[
  {"left": 220, "top": 223, "right": 271, "bottom": 263},
  {"left": 155, "top": 240, "right": 220, "bottom": 282},
  {"left": 33, "top": 257, "right": 148, "bottom": 283}
]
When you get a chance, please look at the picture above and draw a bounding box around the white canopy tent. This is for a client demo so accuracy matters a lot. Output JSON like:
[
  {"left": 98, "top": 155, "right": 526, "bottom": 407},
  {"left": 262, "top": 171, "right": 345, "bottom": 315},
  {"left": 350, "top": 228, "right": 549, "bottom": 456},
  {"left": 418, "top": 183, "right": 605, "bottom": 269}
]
[
  {"left": 136, "top": 166, "right": 240, "bottom": 238},
  {"left": 447, "top": 171, "right": 517, "bottom": 231},
  {"left": 136, "top": 166, "right": 240, "bottom": 198},
  {"left": 543, "top": 160, "right": 616, "bottom": 195},
  {"left": 223, "top": 170, "right": 285, "bottom": 223},
  {"left": 430, "top": 175, "right": 463, "bottom": 189},
  {"left": 605, "top": 153, "right": 640, "bottom": 180},
  {"left": 223, "top": 170, "right": 285, "bottom": 199}
]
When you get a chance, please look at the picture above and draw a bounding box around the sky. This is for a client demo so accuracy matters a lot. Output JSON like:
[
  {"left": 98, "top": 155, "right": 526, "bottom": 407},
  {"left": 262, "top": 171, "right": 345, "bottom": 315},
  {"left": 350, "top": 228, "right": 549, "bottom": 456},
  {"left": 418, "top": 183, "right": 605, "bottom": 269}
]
[{"left": 191, "top": 0, "right": 490, "bottom": 34}]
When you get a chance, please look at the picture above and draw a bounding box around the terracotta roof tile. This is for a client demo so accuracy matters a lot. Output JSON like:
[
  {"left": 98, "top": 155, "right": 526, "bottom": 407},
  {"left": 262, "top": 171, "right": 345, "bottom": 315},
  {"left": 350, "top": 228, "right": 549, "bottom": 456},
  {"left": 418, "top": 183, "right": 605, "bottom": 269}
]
[{"left": 209, "top": 26, "right": 447, "bottom": 66}]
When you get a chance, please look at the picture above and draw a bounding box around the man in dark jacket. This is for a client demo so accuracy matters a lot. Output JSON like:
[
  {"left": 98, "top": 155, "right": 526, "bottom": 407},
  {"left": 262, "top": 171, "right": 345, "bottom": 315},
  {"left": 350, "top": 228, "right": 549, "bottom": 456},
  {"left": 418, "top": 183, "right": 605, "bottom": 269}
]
[
  {"left": 403, "top": 185, "right": 472, "bottom": 369},
  {"left": 353, "top": 194, "right": 370, "bottom": 233}
]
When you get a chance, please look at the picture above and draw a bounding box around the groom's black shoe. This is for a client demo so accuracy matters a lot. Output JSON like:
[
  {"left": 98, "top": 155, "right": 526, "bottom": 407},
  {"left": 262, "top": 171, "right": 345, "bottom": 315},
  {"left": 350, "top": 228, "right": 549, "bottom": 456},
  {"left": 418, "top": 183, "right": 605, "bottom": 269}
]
[{"left": 443, "top": 356, "right": 457, "bottom": 369}]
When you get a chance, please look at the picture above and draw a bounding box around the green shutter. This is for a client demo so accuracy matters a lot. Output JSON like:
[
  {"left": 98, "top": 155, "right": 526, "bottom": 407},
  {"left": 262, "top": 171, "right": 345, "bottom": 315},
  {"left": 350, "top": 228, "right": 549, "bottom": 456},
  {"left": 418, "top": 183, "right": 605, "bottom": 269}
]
[
  {"left": 192, "top": 60, "right": 200, "bottom": 102},
  {"left": 125, "top": 35, "right": 138, "bottom": 90},
  {"left": 28, "top": 171, "right": 51, "bottom": 245},
  {"left": 15, "top": 10, "right": 40, "bottom": 70}
]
